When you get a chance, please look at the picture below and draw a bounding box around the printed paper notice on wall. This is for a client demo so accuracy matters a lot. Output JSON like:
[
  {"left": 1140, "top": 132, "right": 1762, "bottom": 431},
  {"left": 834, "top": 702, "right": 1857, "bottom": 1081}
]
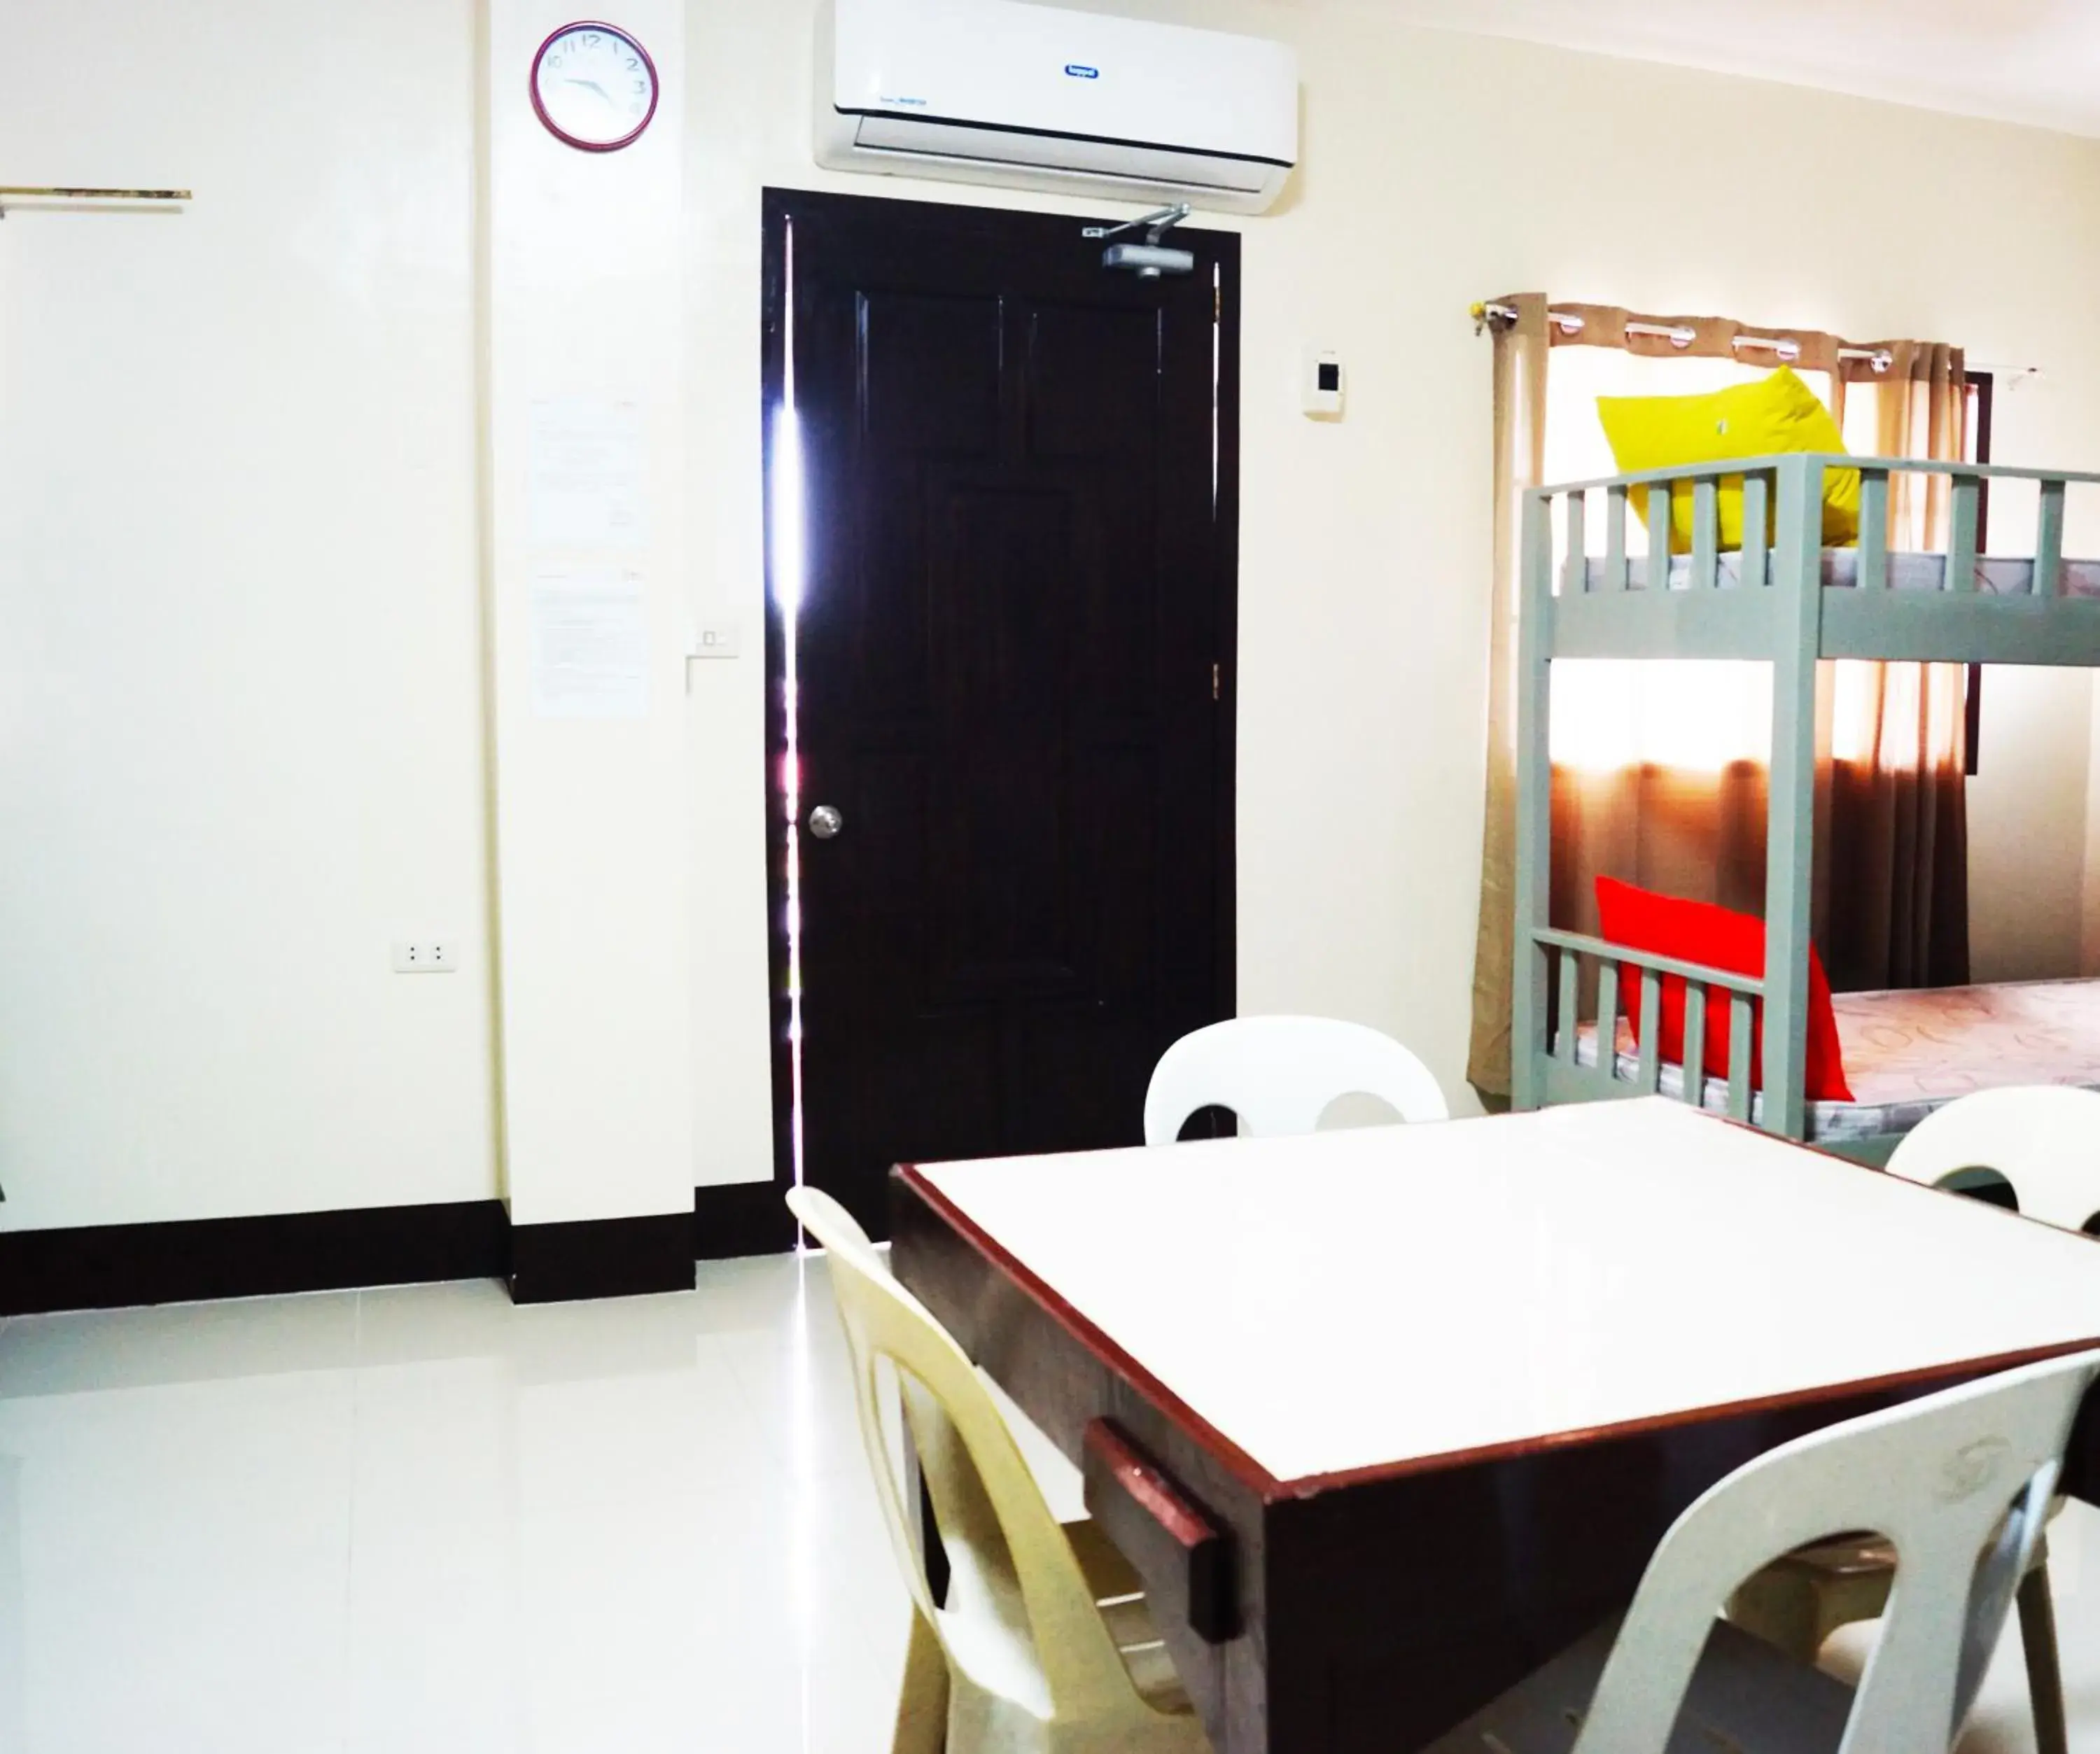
[
  {"left": 529, "top": 396, "right": 647, "bottom": 549},
  {"left": 530, "top": 569, "right": 650, "bottom": 720}
]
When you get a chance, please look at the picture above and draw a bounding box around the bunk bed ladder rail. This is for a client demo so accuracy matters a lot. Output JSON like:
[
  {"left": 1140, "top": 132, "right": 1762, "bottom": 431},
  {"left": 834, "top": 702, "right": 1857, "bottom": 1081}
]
[
  {"left": 2036, "top": 478, "right": 2066, "bottom": 598},
  {"left": 1529, "top": 929, "right": 1765, "bottom": 1120},
  {"left": 1761, "top": 453, "right": 1824, "bottom": 1141},
  {"left": 1562, "top": 466, "right": 1767, "bottom": 595},
  {"left": 1513, "top": 451, "right": 2100, "bottom": 1146},
  {"left": 1858, "top": 468, "right": 1889, "bottom": 590},
  {"left": 1844, "top": 458, "right": 2088, "bottom": 617},
  {"left": 1512, "top": 454, "right": 1825, "bottom": 1137}
]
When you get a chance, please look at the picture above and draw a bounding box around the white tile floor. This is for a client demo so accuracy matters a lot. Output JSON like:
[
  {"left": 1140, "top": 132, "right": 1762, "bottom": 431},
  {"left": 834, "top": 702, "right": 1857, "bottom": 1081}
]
[{"left": 0, "top": 1254, "right": 2092, "bottom": 1752}]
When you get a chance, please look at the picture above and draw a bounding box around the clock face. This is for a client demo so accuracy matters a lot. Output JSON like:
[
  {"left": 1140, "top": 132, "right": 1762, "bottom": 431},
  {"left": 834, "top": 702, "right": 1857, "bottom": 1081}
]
[{"left": 531, "top": 22, "right": 659, "bottom": 152}]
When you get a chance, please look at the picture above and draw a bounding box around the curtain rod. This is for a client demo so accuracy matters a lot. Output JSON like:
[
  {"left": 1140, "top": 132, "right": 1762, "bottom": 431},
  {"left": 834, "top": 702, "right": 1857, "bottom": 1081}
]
[
  {"left": 1471, "top": 300, "right": 1895, "bottom": 372},
  {"left": 1972, "top": 362, "right": 2045, "bottom": 384},
  {"left": 0, "top": 185, "right": 191, "bottom": 217}
]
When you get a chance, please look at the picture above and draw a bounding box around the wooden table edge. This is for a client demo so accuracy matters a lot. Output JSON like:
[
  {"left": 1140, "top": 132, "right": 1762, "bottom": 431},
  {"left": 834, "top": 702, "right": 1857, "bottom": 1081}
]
[
  {"left": 895, "top": 1163, "right": 1287, "bottom": 1499},
  {"left": 896, "top": 1162, "right": 2100, "bottom": 1504},
  {"left": 1282, "top": 1335, "right": 2100, "bottom": 1494}
]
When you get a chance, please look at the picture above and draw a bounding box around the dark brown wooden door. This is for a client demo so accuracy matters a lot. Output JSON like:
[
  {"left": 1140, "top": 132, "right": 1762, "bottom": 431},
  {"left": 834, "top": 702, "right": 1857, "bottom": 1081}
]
[{"left": 762, "top": 189, "right": 1237, "bottom": 1233}]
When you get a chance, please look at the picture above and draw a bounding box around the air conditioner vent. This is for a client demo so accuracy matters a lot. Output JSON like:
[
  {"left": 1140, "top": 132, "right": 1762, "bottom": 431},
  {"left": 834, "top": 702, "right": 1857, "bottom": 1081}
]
[{"left": 816, "top": 0, "right": 1297, "bottom": 215}]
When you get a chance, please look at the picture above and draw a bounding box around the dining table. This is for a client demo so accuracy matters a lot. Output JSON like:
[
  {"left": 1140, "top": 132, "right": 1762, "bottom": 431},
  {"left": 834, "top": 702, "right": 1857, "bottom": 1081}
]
[{"left": 887, "top": 1097, "right": 2100, "bottom": 1754}]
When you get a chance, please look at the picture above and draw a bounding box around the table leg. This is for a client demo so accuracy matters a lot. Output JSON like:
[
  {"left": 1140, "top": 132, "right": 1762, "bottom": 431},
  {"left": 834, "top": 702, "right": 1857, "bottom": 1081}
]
[{"left": 2017, "top": 1559, "right": 2068, "bottom": 1754}]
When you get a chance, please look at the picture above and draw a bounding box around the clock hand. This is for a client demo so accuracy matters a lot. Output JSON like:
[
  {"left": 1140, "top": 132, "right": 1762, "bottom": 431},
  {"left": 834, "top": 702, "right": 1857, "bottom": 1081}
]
[{"left": 561, "top": 76, "right": 615, "bottom": 103}]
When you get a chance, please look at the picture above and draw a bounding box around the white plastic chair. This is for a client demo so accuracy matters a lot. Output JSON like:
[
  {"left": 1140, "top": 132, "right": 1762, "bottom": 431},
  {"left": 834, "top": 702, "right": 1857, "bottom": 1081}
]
[
  {"left": 1891, "top": 1085, "right": 2100, "bottom": 1230},
  {"left": 1729, "top": 1086, "right": 2100, "bottom": 1754},
  {"left": 1142, "top": 1015, "right": 1448, "bottom": 1145},
  {"left": 1431, "top": 1347, "right": 2100, "bottom": 1753},
  {"left": 786, "top": 1185, "right": 1212, "bottom": 1754}
]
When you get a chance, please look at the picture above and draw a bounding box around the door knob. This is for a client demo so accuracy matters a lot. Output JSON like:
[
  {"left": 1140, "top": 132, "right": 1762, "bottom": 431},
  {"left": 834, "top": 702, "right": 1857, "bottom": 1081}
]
[{"left": 807, "top": 805, "right": 844, "bottom": 840}]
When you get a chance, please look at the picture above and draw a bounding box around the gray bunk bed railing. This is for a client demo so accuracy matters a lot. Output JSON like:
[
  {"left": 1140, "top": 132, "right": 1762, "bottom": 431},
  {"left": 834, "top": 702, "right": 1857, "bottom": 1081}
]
[{"left": 1510, "top": 451, "right": 2100, "bottom": 1156}]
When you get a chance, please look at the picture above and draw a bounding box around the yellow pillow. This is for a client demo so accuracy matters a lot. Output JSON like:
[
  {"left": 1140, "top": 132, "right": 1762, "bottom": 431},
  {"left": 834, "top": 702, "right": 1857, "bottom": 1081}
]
[{"left": 1595, "top": 367, "right": 1860, "bottom": 552}]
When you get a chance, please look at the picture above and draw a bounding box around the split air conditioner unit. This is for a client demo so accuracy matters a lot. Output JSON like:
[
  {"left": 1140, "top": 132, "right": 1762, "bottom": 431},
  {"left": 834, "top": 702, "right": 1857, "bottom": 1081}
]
[{"left": 814, "top": 0, "right": 1298, "bottom": 215}]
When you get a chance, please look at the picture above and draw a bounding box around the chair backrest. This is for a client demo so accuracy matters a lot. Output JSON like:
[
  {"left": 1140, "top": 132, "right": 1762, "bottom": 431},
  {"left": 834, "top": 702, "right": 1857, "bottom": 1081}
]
[
  {"left": 785, "top": 1185, "right": 1149, "bottom": 1727},
  {"left": 1142, "top": 1016, "right": 1448, "bottom": 1146},
  {"left": 1573, "top": 1348, "right": 2100, "bottom": 1754},
  {"left": 1888, "top": 1086, "right": 2100, "bottom": 1233}
]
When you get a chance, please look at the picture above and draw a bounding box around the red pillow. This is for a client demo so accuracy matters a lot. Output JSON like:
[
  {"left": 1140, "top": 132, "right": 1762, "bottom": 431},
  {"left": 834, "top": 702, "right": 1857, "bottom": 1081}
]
[{"left": 1593, "top": 878, "right": 1854, "bottom": 1102}]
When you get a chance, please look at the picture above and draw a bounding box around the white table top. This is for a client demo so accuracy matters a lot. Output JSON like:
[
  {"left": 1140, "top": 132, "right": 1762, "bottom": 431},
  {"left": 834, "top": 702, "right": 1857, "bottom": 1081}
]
[{"left": 910, "top": 1100, "right": 2100, "bottom": 1487}]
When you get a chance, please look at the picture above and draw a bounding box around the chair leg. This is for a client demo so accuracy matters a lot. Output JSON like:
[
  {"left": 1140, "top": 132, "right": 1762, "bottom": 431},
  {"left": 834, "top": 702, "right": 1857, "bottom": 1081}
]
[
  {"left": 2017, "top": 1564, "right": 2069, "bottom": 1754},
  {"left": 892, "top": 1608, "right": 949, "bottom": 1754}
]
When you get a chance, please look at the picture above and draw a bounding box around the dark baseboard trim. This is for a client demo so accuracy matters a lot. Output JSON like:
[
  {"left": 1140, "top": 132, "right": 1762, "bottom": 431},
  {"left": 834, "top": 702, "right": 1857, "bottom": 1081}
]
[
  {"left": 694, "top": 1179, "right": 796, "bottom": 1261},
  {"left": 0, "top": 1184, "right": 800, "bottom": 1318},
  {"left": 0, "top": 1200, "right": 509, "bottom": 1318},
  {"left": 508, "top": 1212, "right": 694, "bottom": 1304}
]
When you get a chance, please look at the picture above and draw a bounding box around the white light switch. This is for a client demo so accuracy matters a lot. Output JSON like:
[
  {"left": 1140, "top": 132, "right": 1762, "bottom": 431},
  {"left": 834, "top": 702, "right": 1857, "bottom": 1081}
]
[
  {"left": 1302, "top": 346, "right": 1344, "bottom": 418},
  {"left": 692, "top": 619, "right": 741, "bottom": 659}
]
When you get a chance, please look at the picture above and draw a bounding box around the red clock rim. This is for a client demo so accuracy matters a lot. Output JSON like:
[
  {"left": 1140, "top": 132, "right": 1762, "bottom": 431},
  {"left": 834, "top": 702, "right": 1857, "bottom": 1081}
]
[{"left": 529, "top": 20, "right": 661, "bottom": 153}]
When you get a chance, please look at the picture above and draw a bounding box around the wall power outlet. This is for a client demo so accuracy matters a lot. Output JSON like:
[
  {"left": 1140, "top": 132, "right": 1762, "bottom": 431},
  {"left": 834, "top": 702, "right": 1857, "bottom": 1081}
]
[{"left": 391, "top": 939, "right": 458, "bottom": 974}]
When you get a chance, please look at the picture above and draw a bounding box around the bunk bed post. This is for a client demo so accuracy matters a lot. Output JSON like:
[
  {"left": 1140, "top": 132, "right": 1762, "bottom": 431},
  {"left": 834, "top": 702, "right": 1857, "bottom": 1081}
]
[
  {"left": 2036, "top": 480, "right": 2066, "bottom": 598},
  {"left": 1511, "top": 488, "right": 1555, "bottom": 1111},
  {"left": 1762, "top": 454, "right": 1825, "bottom": 1141}
]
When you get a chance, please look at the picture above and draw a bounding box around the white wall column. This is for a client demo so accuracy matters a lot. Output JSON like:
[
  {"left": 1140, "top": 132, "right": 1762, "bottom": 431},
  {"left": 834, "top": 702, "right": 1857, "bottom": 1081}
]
[{"left": 482, "top": 0, "right": 696, "bottom": 1293}]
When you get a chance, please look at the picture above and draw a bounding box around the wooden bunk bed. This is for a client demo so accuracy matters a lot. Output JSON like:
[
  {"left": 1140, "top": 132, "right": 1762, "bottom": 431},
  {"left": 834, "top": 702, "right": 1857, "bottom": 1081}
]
[{"left": 1511, "top": 453, "right": 2100, "bottom": 1163}]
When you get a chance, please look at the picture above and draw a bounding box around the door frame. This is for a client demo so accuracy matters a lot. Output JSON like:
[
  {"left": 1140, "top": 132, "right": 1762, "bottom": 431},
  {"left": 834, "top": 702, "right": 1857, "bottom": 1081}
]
[{"left": 757, "top": 184, "right": 1240, "bottom": 1202}]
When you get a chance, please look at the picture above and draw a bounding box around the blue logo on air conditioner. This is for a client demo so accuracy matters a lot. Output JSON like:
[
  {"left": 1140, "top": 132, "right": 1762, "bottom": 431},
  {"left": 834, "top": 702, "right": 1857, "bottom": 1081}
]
[{"left": 1064, "top": 62, "right": 1099, "bottom": 78}]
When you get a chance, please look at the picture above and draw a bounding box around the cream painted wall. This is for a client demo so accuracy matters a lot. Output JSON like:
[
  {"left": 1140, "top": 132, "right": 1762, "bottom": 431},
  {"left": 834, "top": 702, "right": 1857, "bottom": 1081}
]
[
  {"left": 484, "top": 0, "right": 697, "bottom": 1227},
  {"left": 7, "top": 0, "right": 2100, "bottom": 1238},
  {"left": 0, "top": 0, "right": 493, "bottom": 1230},
  {"left": 684, "top": 0, "right": 2100, "bottom": 1177}
]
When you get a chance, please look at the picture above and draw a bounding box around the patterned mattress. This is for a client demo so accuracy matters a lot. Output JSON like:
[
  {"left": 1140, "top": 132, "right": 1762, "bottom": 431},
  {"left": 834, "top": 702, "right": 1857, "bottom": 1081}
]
[
  {"left": 1581, "top": 549, "right": 2100, "bottom": 596},
  {"left": 1571, "top": 977, "right": 2100, "bottom": 1144}
]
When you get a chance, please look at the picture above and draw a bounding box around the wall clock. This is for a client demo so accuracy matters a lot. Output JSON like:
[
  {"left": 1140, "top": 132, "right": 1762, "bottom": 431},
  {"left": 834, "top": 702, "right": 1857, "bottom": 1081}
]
[{"left": 531, "top": 21, "right": 659, "bottom": 152}]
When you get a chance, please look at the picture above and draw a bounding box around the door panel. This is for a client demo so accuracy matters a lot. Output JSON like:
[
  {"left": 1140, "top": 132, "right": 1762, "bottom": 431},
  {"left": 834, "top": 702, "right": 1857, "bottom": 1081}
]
[{"left": 764, "top": 190, "right": 1237, "bottom": 1233}]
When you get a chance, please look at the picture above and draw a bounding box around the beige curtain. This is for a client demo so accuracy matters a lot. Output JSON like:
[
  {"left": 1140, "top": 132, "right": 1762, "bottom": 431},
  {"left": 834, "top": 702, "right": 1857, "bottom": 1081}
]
[
  {"left": 1822, "top": 343, "right": 1971, "bottom": 991},
  {"left": 1464, "top": 295, "right": 1548, "bottom": 1103},
  {"left": 1465, "top": 306, "right": 1970, "bottom": 1101}
]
